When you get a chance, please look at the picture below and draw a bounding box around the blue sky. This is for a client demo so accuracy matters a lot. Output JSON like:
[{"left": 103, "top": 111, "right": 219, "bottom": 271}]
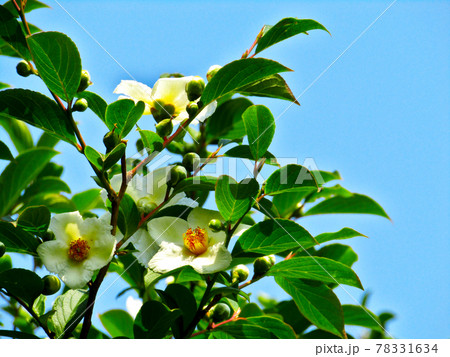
[{"left": 1, "top": 0, "right": 449, "bottom": 338}]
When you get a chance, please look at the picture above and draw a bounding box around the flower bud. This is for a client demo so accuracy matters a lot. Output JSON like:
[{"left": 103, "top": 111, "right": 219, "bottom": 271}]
[
  {"left": 103, "top": 129, "right": 120, "bottom": 153},
  {"left": 165, "top": 276, "right": 175, "bottom": 285},
  {"left": 137, "top": 197, "right": 157, "bottom": 215},
  {"left": 211, "top": 302, "right": 231, "bottom": 323},
  {"left": 16, "top": 60, "right": 32, "bottom": 77},
  {"left": 208, "top": 219, "right": 224, "bottom": 232},
  {"left": 185, "top": 76, "right": 205, "bottom": 101},
  {"left": 231, "top": 264, "right": 249, "bottom": 283},
  {"left": 77, "top": 70, "right": 92, "bottom": 92},
  {"left": 186, "top": 102, "right": 199, "bottom": 118},
  {"left": 151, "top": 100, "right": 175, "bottom": 123},
  {"left": 253, "top": 255, "right": 275, "bottom": 276},
  {"left": 167, "top": 165, "right": 187, "bottom": 187},
  {"left": 72, "top": 98, "right": 88, "bottom": 112},
  {"left": 42, "top": 230, "right": 55, "bottom": 242},
  {"left": 0, "top": 242, "right": 5, "bottom": 257},
  {"left": 182, "top": 152, "right": 200, "bottom": 172},
  {"left": 42, "top": 275, "right": 61, "bottom": 295},
  {"left": 206, "top": 65, "right": 222, "bottom": 82},
  {"left": 155, "top": 118, "right": 173, "bottom": 138}
]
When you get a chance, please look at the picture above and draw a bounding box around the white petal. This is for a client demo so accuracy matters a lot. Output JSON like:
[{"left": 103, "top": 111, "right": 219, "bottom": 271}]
[
  {"left": 126, "top": 296, "right": 143, "bottom": 319},
  {"left": 187, "top": 207, "right": 226, "bottom": 243},
  {"left": 59, "top": 263, "right": 94, "bottom": 289},
  {"left": 114, "top": 80, "right": 153, "bottom": 114},
  {"left": 37, "top": 240, "right": 70, "bottom": 273},
  {"left": 151, "top": 77, "right": 192, "bottom": 115},
  {"left": 233, "top": 223, "right": 251, "bottom": 237},
  {"left": 148, "top": 242, "right": 193, "bottom": 273},
  {"left": 195, "top": 101, "right": 217, "bottom": 123},
  {"left": 190, "top": 242, "right": 232, "bottom": 274},
  {"left": 128, "top": 229, "right": 160, "bottom": 266},
  {"left": 147, "top": 216, "right": 188, "bottom": 246},
  {"left": 49, "top": 212, "right": 84, "bottom": 244}
]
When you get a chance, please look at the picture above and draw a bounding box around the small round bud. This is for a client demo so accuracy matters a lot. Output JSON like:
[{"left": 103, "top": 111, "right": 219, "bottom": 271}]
[
  {"left": 42, "top": 230, "right": 55, "bottom": 242},
  {"left": 253, "top": 256, "right": 275, "bottom": 276},
  {"left": 137, "top": 197, "right": 157, "bottom": 215},
  {"left": 186, "top": 102, "right": 199, "bottom": 118},
  {"left": 211, "top": 303, "right": 231, "bottom": 323},
  {"left": 185, "top": 76, "right": 205, "bottom": 101},
  {"left": 103, "top": 129, "right": 120, "bottom": 153},
  {"left": 167, "top": 165, "right": 187, "bottom": 187},
  {"left": 42, "top": 275, "right": 61, "bottom": 295},
  {"left": 151, "top": 100, "right": 175, "bottom": 123},
  {"left": 208, "top": 219, "right": 224, "bottom": 232},
  {"left": 0, "top": 242, "right": 6, "bottom": 258},
  {"left": 72, "top": 98, "right": 88, "bottom": 112},
  {"left": 206, "top": 65, "right": 222, "bottom": 82},
  {"left": 77, "top": 70, "right": 92, "bottom": 92},
  {"left": 16, "top": 60, "right": 32, "bottom": 77},
  {"left": 182, "top": 152, "right": 200, "bottom": 172},
  {"left": 267, "top": 254, "right": 276, "bottom": 266},
  {"left": 155, "top": 118, "right": 173, "bottom": 138},
  {"left": 231, "top": 264, "right": 250, "bottom": 283}
]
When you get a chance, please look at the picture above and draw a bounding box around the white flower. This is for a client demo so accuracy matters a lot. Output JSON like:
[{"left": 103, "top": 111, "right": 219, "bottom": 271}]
[
  {"left": 101, "top": 167, "right": 198, "bottom": 266},
  {"left": 126, "top": 296, "right": 143, "bottom": 319},
  {"left": 147, "top": 207, "right": 245, "bottom": 274},
  {"left": 114, "top": 77, "right": 217, "bottom": 124},
  {"left": 37, "top": 212, "right": 117, "bottom": 289}
]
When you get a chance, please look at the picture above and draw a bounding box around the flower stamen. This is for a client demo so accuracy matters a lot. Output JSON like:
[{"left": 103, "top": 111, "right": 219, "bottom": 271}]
[
  {"left": 68, "top": 238, "right": 90, "bottom": 262},
  {"left": 183, "top": 227, "right": 208, "bottom": 255}
]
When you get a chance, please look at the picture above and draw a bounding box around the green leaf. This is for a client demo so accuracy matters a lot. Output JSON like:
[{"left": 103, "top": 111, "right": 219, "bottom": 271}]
[
  {"left": 213, "top": 320, "right": 274, "bottom": 338},
  {"left": 275, "top": 277, "right": 345, "bottom": 338},
  {"left": 343, "top": 305, "right": 383, "bottom": 332},
  {"left": 240, "top": 303, "right": 264, "bottom": 317},
  {"left": 315, "top": 227, "right": 367, "bottom": 246},
  {"left": 0, "top": 221, "right": 39, "bottom": 255},
  {"left": 172, "top": 176, "right": 217, "bottom": 195},
  {"left": 271, "top": 300, "right": 311, "bottom": 334},
  {"left": 304, "top": 193, "right": 390, "bottom": 219},
  {"left": 99, "top": 309, "right": 134, "bottom": 339},
  {"left": 265, "top": 164, "right": 318, "bottom": 196},
  {"left": 0, "top": 140, "right": 14, "bottom": 161},
  {"left": 37, "top": 162, "right": 63, "bottom": 179},
  {"left": 26, "top": 193, "right": 76, "bottom": 214},
  {"left": 76, "top": 91, "right": 107, "bottom": 122},
  {"left": 271, "top": 191, "right": 309, "bottom": 218},
  {"left": 32, "top": 294, "right": 46, "bottom": 317},
  {"left": 232, "top": 219, "right": 316, "bottom": 257},
  {"left": 223, "top": 145, "right": 278, "bottom": 166},
  {"left": 36, "top": 132, "right": 60, "bottom": 148},
  {"left": 215, "top": 175, "right": 259, "bottom": 222},
  {"left": 117, "top": 193, "right": 139, "bottom": 238},
  {"left": 255, "top": 18, "right": 330, "bottom": 54},
  {"left": 317, "top": 244, "right": 359, "bottom": 267},
  {"left": 84, "top": 146, "right": 104, "bottom": 171},
  {"left": 28, "top": 31, "right": 82, "bottom": 102},
  {"left": 71, "top": 188, "right": 105, "bottom": 213},
  {"left": 48, "top": 289, "right": 88, "bottom": 338},
  {"left": 0, "top": 147, "right": 57, "bottom": 217},
  {"left": 21, "top": 176, "right": 71, "bottom": 202},
  {"left": 0, "top": 330, "right": 39, "bottom": 339},
  {"left": 311, "top": 170, "right": 341, "bottom": 185},
  {"left": 247, "top": 316, "right": 296, "bottom": 338},
  {"left": 0, "top": 117, "right": 33, "bottom": 153},
  {"left": 242, "top": 105, "right": 275, "bottom": 161},
  {"left": 0, "top": 268, "right": 43, "bottom": 306},
  {"left": 138, "top": 130, "right": 163, "bottom": 154},
  {"left": 201, "top": 58, "right": 292, "bottom": 105},
  {"left": 133, "top": 300, "right": 182, "bottom": 339},
  {"left": 0, "top": 82, "right": 10, "bottom": 89},
  {"left": 0, "top": 254, "right": 12, "bottom": 273},
  {"left": 205, "top": 97, "right": 252, "bottom": 141},
  {"left": 3, "top": 0, "right": 50, "bottom": 16},
  {"left": 105, "top": 99, "right": 145, "bottom": 138},
  {"left": 17, "top": 205, "right": 50, "bottom": 236},
  {"left": 267, "top": 257, "right": 363, "bottom": 289},
  {"left": 237, "top": 74, "right": 299, "bottom": 104},
  {"left": 0, "top": 5, "right": 30, "bottom": 60},
  {"left": 103, "top": 143, "right": 126, "bottom": 171},
  {"left": 0, "top": 89, "right": 77, "bottom": 145},
  {"left": 143, "top": 266, "right": 203, "bottom": 289}
]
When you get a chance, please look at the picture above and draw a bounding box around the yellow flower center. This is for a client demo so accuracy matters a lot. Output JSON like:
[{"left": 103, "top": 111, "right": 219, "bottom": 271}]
[
  {"left": 68, "top": 238, "right": 90, "bottom": 262},
  {"left": 183, "top": 227, "right": 208, "bottom": 255}
]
